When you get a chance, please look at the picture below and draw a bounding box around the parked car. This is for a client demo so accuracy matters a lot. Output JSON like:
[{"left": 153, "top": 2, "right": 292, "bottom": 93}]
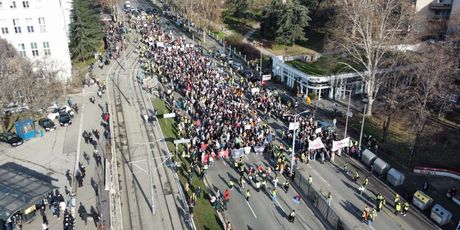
[
  {"left": 48, "top": 106, "right": 74, "bottom": 120},
  {"left": 38, "top": 118, "right": 56, "bottom": 131},
  {"left": 58, "top": 113, "right": 72, "bottom": 127},
  {"left": 0, "top": 132, "right": 24, "bottom": 147}
]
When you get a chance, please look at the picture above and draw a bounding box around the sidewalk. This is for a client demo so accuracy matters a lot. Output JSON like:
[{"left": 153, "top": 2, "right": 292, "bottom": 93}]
[{"left": 72, "top": 60, "right": 113, "bottom": 230}]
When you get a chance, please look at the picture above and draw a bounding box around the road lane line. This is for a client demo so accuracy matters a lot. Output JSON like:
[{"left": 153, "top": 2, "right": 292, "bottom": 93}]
[
  {"left": 275, "top": 199, "right": 286, "bottom": 213},
  {"left": 246, "top": 201, "right": 257, "bottom": 218},
  {"left": 308, "top": 165, "right": 331, "bottom": 186}
]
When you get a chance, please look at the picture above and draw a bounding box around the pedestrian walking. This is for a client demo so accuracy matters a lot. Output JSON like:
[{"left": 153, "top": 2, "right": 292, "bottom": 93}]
[
  {"left": 93, "top": 129, "right": 100, "bottom": 140},
  {"left": 226, "top": 221, "right": 232, "bottom": 230},
  {"left": 245, "top": 189, "right": 251, "bottom": 202},
  {"left": 83, "top": 152, "right": 90, "bottom": 165},
  {"left": 368, "top": 208, "right": 376, "bottom": 225},
  {"left": 288, "top": 210, "right": 296, "bottom": 223},
  {"left": 308, "top": 175, "right": 312, "bottom": 186},
  {"left": 362, "top": 206, "right": 369, "bottom": 223},
  {"left": 273, "top": 176, "right": 279, "bottom": 188},
  {"left": 402, "top": 202, "right": 409, "bottom": 216},
  {"left": 272, "top": 188, "right": 277, "bottom": 202},
  {"left": 327, "top": 192, "right": 332, "bottom": 206},
  {"left": 394, "top": 193, "right": 400, "bottom": 206},
  {"left": 395, "top": 202, "right": 401, "bottom": 215},
  {"left": 83, "top": 131, "right": 89, "bottom": 144},
  {"left": 354, "top": 171, "right": 360, "bottom": 183},
  {"left": 363, "top": 177, "right": 369, "bottom": 188},
  {"left": 283, "top": 180, "right": 290, "bottom": 192},
  {"left": 229, "top": 179, "right": 234, "bottom": 190},
  {"left": 239, "top": 176, "right": 245, "bottom": 190},
  {"left": 376, "top": 193, "right": 385, "bottom": 212}
]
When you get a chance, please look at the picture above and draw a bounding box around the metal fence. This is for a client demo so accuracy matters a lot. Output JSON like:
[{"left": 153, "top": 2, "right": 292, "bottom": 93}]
[{"left": 293, "top": 171, "right": 350, "bottom": 230}]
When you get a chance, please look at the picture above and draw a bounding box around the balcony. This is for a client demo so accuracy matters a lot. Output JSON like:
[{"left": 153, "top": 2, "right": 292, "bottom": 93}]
[{"left": 430, "top": 2, "right": 452, "bottom": 10}]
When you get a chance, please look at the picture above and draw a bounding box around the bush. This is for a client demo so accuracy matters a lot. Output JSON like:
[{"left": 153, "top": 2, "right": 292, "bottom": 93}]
[
  {"left": 225, "top": 34, "right": 243, "bottom": 46},
  {"left": 308, "top": 93, "right": 317, "bottom": 100}
]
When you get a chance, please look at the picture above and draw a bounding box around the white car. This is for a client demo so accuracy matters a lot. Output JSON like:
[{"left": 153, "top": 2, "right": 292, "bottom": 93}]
[{"left": 47, "top": 106, "right": 74, "bottom": 120}]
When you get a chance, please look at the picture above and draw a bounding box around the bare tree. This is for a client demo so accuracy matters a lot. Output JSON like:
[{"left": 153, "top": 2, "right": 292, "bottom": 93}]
[
  {"left": 405, "top": 43, "right": 458, "bottom": 165},
  {"left": 0, "top": 38, "right": 64, "bottom": 131},
  {"left": 330, "top": 0, "right": 412, "bottom": 116}
]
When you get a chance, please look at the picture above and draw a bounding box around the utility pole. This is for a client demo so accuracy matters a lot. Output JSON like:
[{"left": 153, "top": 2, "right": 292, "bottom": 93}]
[
  {"left": 344, "top": 90, "right": 352, "bottom": 138},
  {"left": 358, "top": 103, "right": 367, "bottom": 149}
]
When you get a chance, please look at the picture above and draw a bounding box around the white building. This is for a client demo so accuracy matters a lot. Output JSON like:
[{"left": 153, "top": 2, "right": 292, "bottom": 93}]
[
  {"left": 0, "top": 0, "right": 72, "bottom": 80},
  {"left": 414, "top": 0, "right": 460, "bottom": 36},
  {"left": 272, "top": 56, "right": 364, "bottom": 100}
]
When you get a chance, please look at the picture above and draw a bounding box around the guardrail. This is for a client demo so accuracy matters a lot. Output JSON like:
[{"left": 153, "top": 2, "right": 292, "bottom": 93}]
[{"left": 293, "top": 171, "right": 350, "bottom": 230}]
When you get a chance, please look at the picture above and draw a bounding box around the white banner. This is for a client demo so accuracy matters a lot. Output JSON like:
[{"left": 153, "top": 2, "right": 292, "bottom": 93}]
[
  {"left": 157, "top": 42, "right": 164, "bottom": 47},
  {"left": 289, "top": 122, "right": 299, "bottom": 131},
  {"left": 244, "top": 146, "right": 252, "bottom": 154},
  {"left": 251, "top": 87, "right": 260, "bottom": 94},
  {"left": 231, "top": 148, "right": 245, "bottom": 158},
  {"left": 163, "top": 113, "right": 176, "bottom": 118},
  {"left": 315, "top": 127, "right": 322, "bottom": 134},
  {"left": 308, "top": 137, "right": 325, "bottom": 150},
  {"left": 254, "top": 146, "right": 264, "bottom": 154},
  {"left": 262, "top": 74, "right": 271, "bottom": 81},
  {"left": 244, "top": 124, "right": 252, "bottom": 130},
  {"left": 332, "top": 137, "right": 350, "bottom": 151}
]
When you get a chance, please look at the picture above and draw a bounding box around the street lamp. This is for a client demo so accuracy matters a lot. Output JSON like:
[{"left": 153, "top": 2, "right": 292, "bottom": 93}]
[
  {"left": 290, "top": 110, "right": 310, "bottom": 174},
  {"left": 358, "top": 100, "right": 368, "bottom": 150},
  {"left": 343, "top": 89, "right": 352, "bottom": 138}
]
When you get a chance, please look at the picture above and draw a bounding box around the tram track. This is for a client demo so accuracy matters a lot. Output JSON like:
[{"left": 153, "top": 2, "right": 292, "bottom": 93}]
[
  {"left": 109, "top": 40, "right": 187, "bottom": 230},
  {"left": 110, "top": 47, "right": 145, "bottom": 230}
]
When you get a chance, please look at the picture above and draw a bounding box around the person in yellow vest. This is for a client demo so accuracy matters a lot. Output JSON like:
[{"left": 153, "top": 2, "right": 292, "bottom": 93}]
[
  {"left": 272, "top": 188, "right": 278, "bottom": 202},
  {"left": 394, "top": 202, "right": 401, "bottom": 215},
  {"left": 363, "top": 177, "right": 369, "bottom": 188},
  {"left": 245, "top": 189, "right": 251, "bottom": 202},
  {"left": 394, "top": 194, "right": 399, "bottom": 206},
  {"left": 402, "top": 202, "right": 409, "bottom": 216},
  {"left": 354, "top": 171, "right": 360, "bottom": 183}
]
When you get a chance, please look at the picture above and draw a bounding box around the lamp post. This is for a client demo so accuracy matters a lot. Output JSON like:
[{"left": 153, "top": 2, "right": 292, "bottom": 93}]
[
  {"left": 343, "top": 89, "right": 352, "bottom": 138},
  {"left": 358, "top": 101, "right": 368, "bottom": 150},
  {"left": 290, "top": 110, "right": 310, "bottom": 174}
]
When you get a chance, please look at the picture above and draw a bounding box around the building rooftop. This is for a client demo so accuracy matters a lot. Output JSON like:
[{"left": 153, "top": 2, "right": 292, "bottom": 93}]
[
  {"left": 0, "top": 163, "right": 56, "bottom": 221},
  {"left": 286, "top": 56, "right": 354, "bottom": 76}
]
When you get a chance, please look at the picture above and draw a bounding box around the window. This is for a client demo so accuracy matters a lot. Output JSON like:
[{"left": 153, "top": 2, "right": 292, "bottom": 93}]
[
  {"left": 22, "top": 0, "right": 28, "bottom": 8},
  {"left": 1, "top": 27, "right": 8, "bottom": 34},
  {"left": 38, "top": 17, "right": 45, "bottom": 32},
  {"left": 13, "top": 18, "right": 21, "bottom": 33},
  {"left": 43, "top": 41, "right": 50, "bottom": 55},
  {"left": 10, "top": 1, "right": 16, "bottom": 8},
  {"left": 30, "top": 42, "right": 38, "bottom": 56},
  {"left": 18, "top": 43, "right": 26, "bottom": 57},
  {"left": 25, "top": 18, "right": 33, "bottom": 33}
]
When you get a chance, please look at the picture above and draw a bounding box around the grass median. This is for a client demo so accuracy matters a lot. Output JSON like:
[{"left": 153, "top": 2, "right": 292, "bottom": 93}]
[{"left": 152, "top": 99, "right": 223, "bottom": 230}]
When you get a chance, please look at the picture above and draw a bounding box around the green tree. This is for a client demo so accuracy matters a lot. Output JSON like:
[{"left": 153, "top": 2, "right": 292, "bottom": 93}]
[
  {"left": 69, "top": 0, "right": 102, "bottom": 61},
  {"left": 261, "top": 0, "right": 310, "bottom": 45},
  {"left": 227, "top": 0, "right": 249, "bottom": 17}
]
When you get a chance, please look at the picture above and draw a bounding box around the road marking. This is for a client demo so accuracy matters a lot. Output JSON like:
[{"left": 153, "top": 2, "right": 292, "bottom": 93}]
[
  {"left": 246, "top": 200, "right": 257, "bottom": 218},
  {"left": 274, "top": 199, "right": 286, "bottom": 213},
  {"left": 308, "top": 165, "right": 331, "bottom": 186}
]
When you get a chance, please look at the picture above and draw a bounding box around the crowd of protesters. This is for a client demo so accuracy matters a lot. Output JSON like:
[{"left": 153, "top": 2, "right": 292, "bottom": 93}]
[{"left": 123, "top": 10, "right": 350, "bottom": 224}]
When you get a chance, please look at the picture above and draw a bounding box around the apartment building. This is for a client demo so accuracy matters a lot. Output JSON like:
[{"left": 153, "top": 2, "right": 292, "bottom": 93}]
[
  {"left": 0, "top": 0, "right": 72, "bottom": 80},
  {"left": 415, "top": 0, "right": 460, "bottom": 36}
]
